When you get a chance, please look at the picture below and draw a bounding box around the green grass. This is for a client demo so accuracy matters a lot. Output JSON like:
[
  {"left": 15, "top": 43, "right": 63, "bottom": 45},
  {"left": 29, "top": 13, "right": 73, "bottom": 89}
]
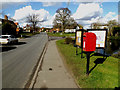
[
  {"left": 20, "top": 32, "right": 33, "bottom": 36},
  {"left": 19, "top": 32, "right": 40, "bottom": 38},
  {"left": 47, "top": 32, "right": 75, "bottom": 37},
  {"left": 56, "top": 39, "right": 119, "bottom": 88}
]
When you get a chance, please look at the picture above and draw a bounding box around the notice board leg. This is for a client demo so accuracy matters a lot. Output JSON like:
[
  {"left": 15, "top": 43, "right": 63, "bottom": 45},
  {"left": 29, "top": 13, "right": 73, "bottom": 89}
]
[
  {"left": 81, "top": 49, "right": 83, "bottom": 58},
  {"left": 103, "top": 49, "right": 105, "bottom": 58},
  {"left": 76, "top": 46, "right": 78, "bottom": 55}
]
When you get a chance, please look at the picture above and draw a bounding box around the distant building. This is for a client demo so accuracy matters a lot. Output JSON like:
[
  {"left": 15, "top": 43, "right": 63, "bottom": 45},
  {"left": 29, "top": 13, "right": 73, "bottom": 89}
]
[
  {"left": 65, "top": 29, "right": 76, "bottom": 33},
  {"left": 23, "top": 24, "right": 32, "bottom": 32},
  {"left": 15, "top": 22, "right": 20, "bottom": 33},
  {"left": 91, "top": 23, "right": 109, "bottom": 29},
  {"left": 49, "top": 28, "right": 60, "bottom": 33}
]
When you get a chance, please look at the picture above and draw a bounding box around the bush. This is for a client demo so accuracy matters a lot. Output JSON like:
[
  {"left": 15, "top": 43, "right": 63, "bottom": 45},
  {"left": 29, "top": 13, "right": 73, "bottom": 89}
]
[
  {"left": 112, "top": 51, "right": 120, "bottom": 59},
  {"left": 65, "top": 37, "right": 73, "bottom": 44}
]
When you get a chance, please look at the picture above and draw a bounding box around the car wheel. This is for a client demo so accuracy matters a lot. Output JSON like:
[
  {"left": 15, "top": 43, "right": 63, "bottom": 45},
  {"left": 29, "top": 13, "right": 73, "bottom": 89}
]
[{"left": 15, "top": 40, "right": 18, "bottom": 44}]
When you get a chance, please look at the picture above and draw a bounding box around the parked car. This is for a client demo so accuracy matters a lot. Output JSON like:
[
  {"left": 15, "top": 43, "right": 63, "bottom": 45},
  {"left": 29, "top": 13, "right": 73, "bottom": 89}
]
[{"left": 0, "top": 35, "right": 18, "bottom": 44}]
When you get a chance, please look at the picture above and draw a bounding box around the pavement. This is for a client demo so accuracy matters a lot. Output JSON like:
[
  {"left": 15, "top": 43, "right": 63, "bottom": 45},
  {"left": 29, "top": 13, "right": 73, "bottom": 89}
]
[{"left": 34, "top": 40, "right": 78, "bottom": 88}]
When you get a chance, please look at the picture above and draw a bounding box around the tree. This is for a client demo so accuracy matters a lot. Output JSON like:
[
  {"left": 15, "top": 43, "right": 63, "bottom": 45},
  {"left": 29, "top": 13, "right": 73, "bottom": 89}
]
[
  {"left": 65, "top": 17, "right": 77, "bottom": 29},
  {"left": 91, "top": 23, "right": 101, "bottom": 29},
  {"left": 26, "top": 14, "right": 39, "bottom": 33},
  {"left": 107, "top": 20, "right": 118, "bottom": 36},
  {"left": 2, "top": 21, "right": 17, "bottom": 36},
  {"left": 112, "top": 26, "right": 120, "bottom": 36},
  {"left": 53, "top": 8, "right": 74, "bottom": 33},
  {"left": 77, "top": 24, "right": 83, "bottom": 29}
]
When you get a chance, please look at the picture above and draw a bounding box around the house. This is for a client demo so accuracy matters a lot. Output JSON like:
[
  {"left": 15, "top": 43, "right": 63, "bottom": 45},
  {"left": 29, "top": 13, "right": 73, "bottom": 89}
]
[
  {"left": 91, "top": 23, "right": 109, "bottom": 29},
  {"left": 15, "top": 22, "right": 20, "bottom": 34},
  {"left": 23, "top": 24, "right": 32, "bottom": 32},
  {"left": 0, "top": 15, "right": 17, "bottom": 35},
  {"left": 65, "top": 29, "right": 76, "bottom": 33}
]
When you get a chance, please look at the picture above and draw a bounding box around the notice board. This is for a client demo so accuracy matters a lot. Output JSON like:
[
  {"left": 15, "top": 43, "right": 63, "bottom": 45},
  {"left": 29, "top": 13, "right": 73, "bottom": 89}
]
[
  {"left": 75, "top": 30, "right": 84, "bottom": 47},
  {"left": 87, "top": 29, "right": 107, "bottom": 49}
]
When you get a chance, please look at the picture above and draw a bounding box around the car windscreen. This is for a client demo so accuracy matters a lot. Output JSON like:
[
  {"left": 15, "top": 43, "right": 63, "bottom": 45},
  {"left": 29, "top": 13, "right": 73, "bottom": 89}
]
[{"left": 1, "top": 36, "right": 9, "bottom": 38}]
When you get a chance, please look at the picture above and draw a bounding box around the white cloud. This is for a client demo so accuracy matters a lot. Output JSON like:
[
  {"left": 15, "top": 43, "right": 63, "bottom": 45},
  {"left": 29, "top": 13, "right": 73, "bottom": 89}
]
[
  {"left": 13, "top": 6, "right": 32, "bottom": 20},
  {"left": 105, "top": 12, "right": 116, "bottom": 19},
  {"left": 13, "top": 5, "right": 52, "bottom": 27},
  {"left": 0, "top": 0, "right": 29, "bottom": 2},
  {"left": 41, "top": 13, "right": 57, "bottom": 28},
  {"left": 72, "top": 3, "right": 118, "bottom": 29},
  {"left": 73, "top": 3, "right": 103, "bottom": 20},
  {"left": 99, "top": 12, "right": 117, "bottom": 24},
  {"left": 42, "top": 2, "right": 61, "bottom": 7},
  {"left": 113, "top": 15, "right": 118, "bottom": 21},
  {"left": 77, "top": 12, "right": 118, "bottom": 29},
  {"left": 72, "top": 0, "right": 119, "bottom": 2},
  {"left": 7, "top": 13, "right": 10, "bottom": 16},
  {"left": 0, "top": 0, "right": 119, "bottom": 2},
  {"left": 72, "top": 3, "right": 103, "bottom": 28}
]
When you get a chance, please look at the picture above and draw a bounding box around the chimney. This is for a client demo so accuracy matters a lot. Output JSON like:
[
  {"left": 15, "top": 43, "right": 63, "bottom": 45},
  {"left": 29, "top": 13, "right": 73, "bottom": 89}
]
[{"left": 4, "top": 15, "right": 8, "bottom": 20}]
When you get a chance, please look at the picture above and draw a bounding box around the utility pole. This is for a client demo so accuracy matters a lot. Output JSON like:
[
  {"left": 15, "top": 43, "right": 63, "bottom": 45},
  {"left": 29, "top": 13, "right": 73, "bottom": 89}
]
[{"left": 67, "top": 0, "right": 70, "bottom": 8}]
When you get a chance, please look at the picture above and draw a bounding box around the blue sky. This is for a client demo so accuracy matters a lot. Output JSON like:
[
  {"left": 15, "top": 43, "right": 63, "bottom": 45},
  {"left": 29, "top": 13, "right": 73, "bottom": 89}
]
[
  {"left": 2, "top": 2, "right": 118, "bottom": 17},
  {"left": 1, "top": 1, "right": 119, "bottom": 28},
  {"left": 102, "top": 2, "right": 118, "bottom": 16}
]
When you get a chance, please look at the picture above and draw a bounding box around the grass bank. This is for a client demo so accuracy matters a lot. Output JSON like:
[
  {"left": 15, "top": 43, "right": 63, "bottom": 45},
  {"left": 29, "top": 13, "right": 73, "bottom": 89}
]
[
  {"left": 47, "top": 32, "right": 75, "bottom": 37},
  {"left": 56, "top": 39, "right": 119, "bottom": 88}
]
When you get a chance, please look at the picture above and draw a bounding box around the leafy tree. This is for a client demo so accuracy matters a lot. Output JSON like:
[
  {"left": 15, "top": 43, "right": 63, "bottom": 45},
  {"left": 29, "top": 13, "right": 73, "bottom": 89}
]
[
  {"left": 53, "top": 8, "right": 76, "bottom": 32},
  {"left": 107, "top": 20, "right": 118, "bottom": 36},
  {"left": 65, "top": 17, "right": 77, "bottom": 29},
  {"left": 112, "top": 26, "right": 120, "bottom": 36},
  {"left": 91, "top": 23, "right": 101, "bottom": 29},
  {"left": 2, "top": 21, "right": 17, "bottom": 36}
]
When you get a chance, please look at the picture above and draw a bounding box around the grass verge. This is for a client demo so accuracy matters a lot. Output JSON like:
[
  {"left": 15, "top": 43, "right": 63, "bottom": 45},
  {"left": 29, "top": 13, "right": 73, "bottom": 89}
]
[
  {"left": 56, "top": 39, "right": 119, "bottom": 88},
  {"left": 47, "top": 32, "right": 75, "bottom": 37},
  {"left": 19, "top": 32, "right": 40, "bottom": 38}
]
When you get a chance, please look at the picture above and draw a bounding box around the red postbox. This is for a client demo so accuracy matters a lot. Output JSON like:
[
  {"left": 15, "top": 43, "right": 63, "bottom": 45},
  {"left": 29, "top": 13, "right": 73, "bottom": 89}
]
[{"left": 83, "top": 32, "right": 96, "bottom": 52}]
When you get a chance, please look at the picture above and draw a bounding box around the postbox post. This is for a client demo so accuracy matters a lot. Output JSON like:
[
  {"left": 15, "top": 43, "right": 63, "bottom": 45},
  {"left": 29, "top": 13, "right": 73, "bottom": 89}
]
[
  {"left": 83, "top": 32, "right": 96, "bottom": 76},
  {"left": 86, "top": 52, "right": 91, "bottom": 75}
]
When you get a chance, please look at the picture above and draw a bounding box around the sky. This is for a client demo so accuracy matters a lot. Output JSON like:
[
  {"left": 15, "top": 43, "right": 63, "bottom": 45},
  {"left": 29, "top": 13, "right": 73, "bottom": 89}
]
[{"left": 0, "top": 0, "right": 119, "bottom": 29}]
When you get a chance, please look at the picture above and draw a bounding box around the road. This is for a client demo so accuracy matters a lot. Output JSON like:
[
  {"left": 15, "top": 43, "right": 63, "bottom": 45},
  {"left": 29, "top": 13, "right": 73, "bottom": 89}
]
[{"left": 2, "top": 32, "right": 48, "bottom": 88}]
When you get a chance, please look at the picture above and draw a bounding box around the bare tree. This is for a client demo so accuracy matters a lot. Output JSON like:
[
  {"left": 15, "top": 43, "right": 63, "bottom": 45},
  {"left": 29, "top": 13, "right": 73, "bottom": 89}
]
[
  {"left": 26, "top": 14, "right": 39, "bottom": 33},
  {"left": 53, "top": 8, "right": 72, "bottom": 33}
]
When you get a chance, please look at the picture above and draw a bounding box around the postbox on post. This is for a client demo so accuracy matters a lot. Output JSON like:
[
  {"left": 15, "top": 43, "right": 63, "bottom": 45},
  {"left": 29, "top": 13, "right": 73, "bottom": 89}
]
[
  {"left": 82, "top": 32, "right": 96, "bottom": 75},
  {"left": 83, "top": 32, "right": 96, "bottom": 52}
]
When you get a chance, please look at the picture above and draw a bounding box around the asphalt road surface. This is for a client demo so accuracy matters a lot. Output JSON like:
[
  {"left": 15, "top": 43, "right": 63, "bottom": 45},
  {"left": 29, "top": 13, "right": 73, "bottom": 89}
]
[{"left": 2, "top": 32, "right": 48, "bottom": 88}]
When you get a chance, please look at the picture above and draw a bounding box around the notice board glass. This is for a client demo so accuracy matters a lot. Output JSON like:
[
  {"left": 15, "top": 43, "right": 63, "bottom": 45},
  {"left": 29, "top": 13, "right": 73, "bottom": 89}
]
[
  {"left": 75, "top": 30, "right": 83, "bottom": 47},
  {"left": 87, "top": 29, "right": 107, "bottom": 49}
]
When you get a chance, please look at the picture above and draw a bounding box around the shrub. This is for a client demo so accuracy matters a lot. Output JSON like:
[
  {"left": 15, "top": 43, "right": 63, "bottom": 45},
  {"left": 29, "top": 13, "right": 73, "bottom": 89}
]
[
  {"left": 112, "top": 51, "right": 120, "bottom": 59},
  {"left": 65, "top": 37, "right": 73, "bottom": 44}
]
